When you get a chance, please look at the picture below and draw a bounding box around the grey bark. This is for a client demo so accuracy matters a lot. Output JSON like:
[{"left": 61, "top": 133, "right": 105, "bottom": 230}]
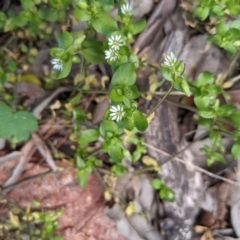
[{"left": 135, "top": 1, "right": 204, "bottom": 239}]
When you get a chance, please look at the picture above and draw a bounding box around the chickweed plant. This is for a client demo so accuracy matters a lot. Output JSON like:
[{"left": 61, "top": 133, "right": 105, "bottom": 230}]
[{"left": 0, "top": 0, "right": 240, "bottom": 234}]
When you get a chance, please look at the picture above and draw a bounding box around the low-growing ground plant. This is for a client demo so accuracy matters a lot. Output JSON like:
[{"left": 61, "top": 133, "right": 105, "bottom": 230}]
[{"left": 0, "top": 0, "right": 240, "bottom": 237}]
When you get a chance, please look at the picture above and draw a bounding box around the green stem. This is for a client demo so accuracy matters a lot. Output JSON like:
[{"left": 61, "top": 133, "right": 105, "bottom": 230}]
[
  {"left": 146, "top": 85, "right": 174, "bottom": 118},
  {"left": 82, "top": 89, "right": 109, "bottom": 94}
]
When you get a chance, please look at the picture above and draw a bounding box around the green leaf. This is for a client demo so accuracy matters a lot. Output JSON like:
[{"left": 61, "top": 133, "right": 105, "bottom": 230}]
[
  {"left": 223, "top": 44, "right": 237, "bottom": 54},
  {"left": 122, "top": 116, "right": 134, "bottom": 131},
  {"left": 0, "top": 102, "right": 38, "bottom": 141},
  {"left": 226, "top": 28, "right": 240, "bottom": 41},
  {"left": 76, "top": 167, "right": 92, "bottom": 187},
  {"left": 38, "top": 7, "right": 60, "bottom": 22},
  {"left": 73, "top": 35, "right": 86, "bottom": 47},
  {"left": 230, "top": 20, "right": 240, "bottom": 30},
  {"left": 99, "top": 0, "right": 114, "bottom": 11},
  {"left": 123, "top": 149, "right": 132, "bottom": 161},
  {"left": 56, "top": 58, "right": 72, "bottom": 79},
  {"left": 205, "top": 84, "right": 222, "bottom": 95},
  {"left": 151, "top": 178, "right": 163, "bottom": 190},
  {"left": 78, "top": 129, "right": 99, "bottom": 147},
  {"left": 21, "top": 0, "right": 35, "bottom": 9},
  {"left": 91, "top": 12, "right": 118, "bottom": 35},
  {"left": 82, "top": 39, "right": 104, "bottom": 64},
  {"left": 199, "top": 109, "right": 216, "bottom": 118},
  {"left": 0, "top": 68, "right": 8, "bottom": 84},
  {"left": 181, "top": 80, "right": 191, "bottom": 96},
  {"left": 110, "top": 88, "right": 124, "bottom": 102},
  {"left": 111, "top": 164, "right": 126, "bottom": 177},
  {"left": 62, "top": 31, "right": 74, "bottom": 49},
  {"left": 111, "top": 63, "right": 136, "bottom": 86},
  {"left": 216, "top": 22, "right": 228, "bottom": 35},
  {"left": 212, "top": 5, "right": 224, "bottom": 16},
  {"left": 100, "top": 120, "right": 119, "bottom": 137},
  {"left": 160, "top": 67, "right": 174, "bottom": 81},
  {"left": 228, "top": 2, "right": 240, "bottom": 15},
  {"left": 231, "top": 142, "right": 240, "bottom": 159},
  {"left": 109, "top": 145, "right": 123, "bottom": 162},
  {"left": 13, "top": 112, "right": 38, "bottom": 140},
  {"left": 132, "top": 19, "right": 146, "bottom": 35},
  {"left": 133, "top": 110, "right": 148, "bottom": 132},
  {"left": 132, "top": 151, "right": 141, "bottom": 162},
  {"left": 234, "top": 40, "right": 240, "bottom": 46},
  {"left": 49, "top": 47, "right": 65, "bottom": 58},
  {"left": 74, "top": 7, "right": 92, "bottom": 21},
  {"left": 122, "top": 97, "right": 131, "bottom": 107},
  {"left": 217, "top": 104, "right": 236, "bottom": 117},
  {"left": 159, "top": 187, "right": 175, "bottom": 202},
  {"left": 196, "top": 71, "right": 214, "bottom": 86},
  {"left": 0, "top": 12, "right": 7, "bottom": 29},
  {"left": 76, "top": 156, "right": 85, "bottom": 168},
  {"left": 209, "top": 130, "right": 224, "bottom": 152},
  {"left": 231, "top": 111, "right": 240, "bottom": 128},
  {"left": 55, "top": 32, "right": 74, "bottom": 50},
  {"left": 194, "top": 96, "right": 210, "bottom": 110},
  {"left": 123, "top": 85, "right": 139, "bottom": 99},
  {"left": 7, "top": 60, "right": 17, "bottom": 72},
  {"left": 198, "top": 118, "right": 212, "bottom": 129},
  {"left": 212, "top": 152, "right": 225, "bottom": 163},
  {"left": 194, "top": 6, "right": 209, "bottom": 21}
]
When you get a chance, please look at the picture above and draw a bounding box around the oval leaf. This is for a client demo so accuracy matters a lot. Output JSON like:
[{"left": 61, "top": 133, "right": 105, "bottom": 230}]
[
  {"left": 100, "top": 120, "right": 119, "bottom": 137},
  {"left": 133, "top": 110, "right": 148, "bottom": 132},
  {"left": 111, "top": 63, "right": 136, "bottom": 86},
  {"left": 232, "top": 142, "right": 240, "bottom": 159},
  {"left": 78, "top": 129, "right": 100, "bottom": 147}
]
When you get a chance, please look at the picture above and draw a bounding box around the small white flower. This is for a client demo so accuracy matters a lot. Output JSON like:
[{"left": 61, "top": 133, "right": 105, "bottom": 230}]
[
  {"left": 105, "top": 48, "right": 118, "bottom": 61},
  {"left": 163, "top": 52, "right": 177, "bottom": 67},
  {"left": 51, "top": 58, "right": 63, "bottom": 71},
  {"left": 108, "top": 35, "right": 123, "bottom": 50},
  {"left": 121, "top": 3, "right": 133, "bottom": 15},
  {"left": 110, "top": 105, "right": 125, "bottom": 122}
]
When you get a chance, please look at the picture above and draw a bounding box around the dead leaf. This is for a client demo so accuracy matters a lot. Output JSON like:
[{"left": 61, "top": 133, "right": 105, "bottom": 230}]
[
  {"left": 200, "top": 229, "right": 214, "bottom": 240},
  {"left": 142, "top": 155, "right": 159, "bottom": 168}
]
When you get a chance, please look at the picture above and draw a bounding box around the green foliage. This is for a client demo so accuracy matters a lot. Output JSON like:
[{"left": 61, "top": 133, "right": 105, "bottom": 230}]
[
  {"left": 133, "top": 110, "right": 148, "bottom": 132},
  {"left": 111, "top": 62, "right": 136, "bottom": 86},
  {"left": 78, "top": 129, "right": 100, "bottom": 147},
  {"left": 0, "top": 102, "right": 38, "bottom": 141},
  {"left": 193, "top": 0, "right": 240, "bottom": 52},
  {"left": 76, "top": 156, "right": 102, "bottom": 187},
  {"left": 2, "top": 1, "right": 240, "bottom": 232},
  {"left": 151, "top": 178, "right": 175, "bottom": 202},
  {"left": 0, "top": 199, "right": 63, "bottom": 240}
]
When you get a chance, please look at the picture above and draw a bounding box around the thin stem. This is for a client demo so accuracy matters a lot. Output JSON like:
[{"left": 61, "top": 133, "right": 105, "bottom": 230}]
[
  {"left": 221, "top": 51, "right": 240, "bottom": 84},
  {"left": 81, "top": 89, "right": 184, "bottom": 96},
  {"left": 144, "top": 141, "right": 240, "bottom": 187},
  {"left": 146, "top": 85, "right": 174, "bottom": 118},
  {"left": 160, "top": 131, "right": 209, "bottom": 165},
  {"left": 82, "top": 90, "right": 109, "bottom": 94},
  {"left": 153, "top": 91, "right": 185, "bottom": 96}
]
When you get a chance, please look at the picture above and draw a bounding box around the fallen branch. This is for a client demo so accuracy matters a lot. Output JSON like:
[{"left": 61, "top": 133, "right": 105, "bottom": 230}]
[
  {"left": 144, "top": 142, "right": 240, "bottom": 187},
  {"left": 0, "top": 151, "right": 22, "bottom": 164}
]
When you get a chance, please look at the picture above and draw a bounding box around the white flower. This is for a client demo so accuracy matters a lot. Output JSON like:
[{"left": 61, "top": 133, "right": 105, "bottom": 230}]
[
  {"left": 51, "top": 58, "right": 63, "bottom": 71},
  {"left": 163, "top": 52, "right": 177, "bottom": 67},
  {"left": 108, "top": 35, "right": 123, "bottom": 50},
  {"left": 121, "top": 3, "right": 133, "bottom": 15},
  {"left": 105, "top": 48, "right": 118, "bottom": 61},
  {"left": 110, "top": 105, "right": 125, "bottom": 122}
]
